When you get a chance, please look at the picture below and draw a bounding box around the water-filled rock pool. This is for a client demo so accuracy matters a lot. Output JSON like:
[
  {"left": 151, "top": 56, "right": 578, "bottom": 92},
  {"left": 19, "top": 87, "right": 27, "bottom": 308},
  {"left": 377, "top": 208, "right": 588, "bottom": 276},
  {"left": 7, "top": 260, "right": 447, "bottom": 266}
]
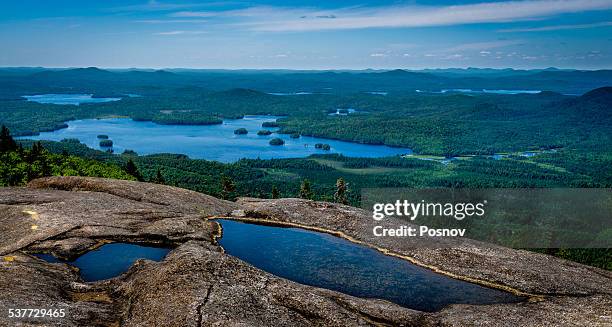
[
  {"left": 33, "top": 243, "right": 170, "bottom": 282},
  {"left": 216, "top": 219, "right": 524, "bottom": 312}
]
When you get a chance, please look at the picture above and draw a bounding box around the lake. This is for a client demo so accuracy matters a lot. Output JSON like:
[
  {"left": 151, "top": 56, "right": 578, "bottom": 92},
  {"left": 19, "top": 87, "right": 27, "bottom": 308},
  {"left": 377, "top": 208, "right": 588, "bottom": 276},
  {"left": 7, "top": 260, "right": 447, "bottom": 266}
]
[
  {"left": 217, "top": 219, "right": 523, "bottom": 312},
  {"left": 416, "top": 89, "right": 541, "bottom": 95},
  {"left": 22, "top": 116, "right": 411, "bottom": 162},
  {"left": 23, "top": 94, "right": 122, "bottom": 105},
  {"left": 33, "top": 243, "right": 170, "bottom": 282}
]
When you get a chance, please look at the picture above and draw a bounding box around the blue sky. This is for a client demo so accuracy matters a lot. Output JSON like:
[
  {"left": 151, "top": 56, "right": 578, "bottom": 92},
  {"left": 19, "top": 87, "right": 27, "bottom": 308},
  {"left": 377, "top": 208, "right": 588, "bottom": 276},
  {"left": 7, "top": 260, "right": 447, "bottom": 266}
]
[{"left": 0, "top": 0, "right": 611, "bottom": 69}]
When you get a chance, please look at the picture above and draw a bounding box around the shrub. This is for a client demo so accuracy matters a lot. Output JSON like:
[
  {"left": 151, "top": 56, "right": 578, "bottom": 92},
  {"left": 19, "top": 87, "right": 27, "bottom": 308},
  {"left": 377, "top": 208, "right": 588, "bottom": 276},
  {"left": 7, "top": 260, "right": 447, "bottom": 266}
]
[{"left": 234, "top": 128, "right": 248, "bottom": 135}]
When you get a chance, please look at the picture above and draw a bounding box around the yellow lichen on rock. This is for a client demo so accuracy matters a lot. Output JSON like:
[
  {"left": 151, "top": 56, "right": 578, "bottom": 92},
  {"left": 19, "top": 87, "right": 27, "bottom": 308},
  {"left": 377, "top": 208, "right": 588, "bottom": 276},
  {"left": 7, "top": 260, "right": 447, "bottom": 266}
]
[
  {"left": 22, "top": 210, "right": 39, "bottom": 219},
  {"left": 2, "top": 256, "right": 16, "bottom": 262}
]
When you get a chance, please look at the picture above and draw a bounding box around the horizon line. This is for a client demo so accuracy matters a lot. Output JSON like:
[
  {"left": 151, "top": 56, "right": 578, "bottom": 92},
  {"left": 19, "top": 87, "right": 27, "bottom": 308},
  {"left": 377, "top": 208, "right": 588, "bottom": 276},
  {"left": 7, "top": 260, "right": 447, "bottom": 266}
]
[{"left": 1, "top": 66, "right": 610, "bottom": 72}]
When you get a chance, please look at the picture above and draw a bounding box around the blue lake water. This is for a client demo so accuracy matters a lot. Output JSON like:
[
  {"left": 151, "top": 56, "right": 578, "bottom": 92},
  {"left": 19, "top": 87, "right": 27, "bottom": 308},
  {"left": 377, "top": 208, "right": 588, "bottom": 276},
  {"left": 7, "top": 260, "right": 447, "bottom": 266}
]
[
  {"left": 23, "top": 94, "right": 122, "bottom": 105},
  {"left": 217, "top": 219, "right": 523, "bottom": 312},
  {"left": 267, "top": 92, "right": 315, "bottom": 95},
  {"left": 328, "top": 108, "right": 357, "bottom": 116},
  {"left": 33, "top": 243, "right": 171, "bottom": 282},
  {"left": 22, "top": 116, "right": 411, "bottom": 162},
  {"left": 416, "top": 89, "right": 541, "bottom": 95}
]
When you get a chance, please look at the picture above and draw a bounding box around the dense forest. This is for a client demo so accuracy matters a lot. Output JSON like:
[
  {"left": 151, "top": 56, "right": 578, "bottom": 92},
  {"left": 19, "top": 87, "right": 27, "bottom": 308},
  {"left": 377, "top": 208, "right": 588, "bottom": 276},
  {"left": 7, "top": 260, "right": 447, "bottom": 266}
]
[
  {"left": 0, "top": 127, "right": 133, "bottom": 186},
  {"left": 2, "top": 77, "right": 610, "bottom": 157}
]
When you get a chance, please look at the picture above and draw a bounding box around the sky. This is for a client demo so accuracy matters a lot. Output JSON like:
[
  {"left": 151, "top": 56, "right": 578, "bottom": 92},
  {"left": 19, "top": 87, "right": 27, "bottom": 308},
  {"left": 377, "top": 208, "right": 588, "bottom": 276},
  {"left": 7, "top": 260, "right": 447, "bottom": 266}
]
[{"left": 0, "top": 0, "right": 611, "bottom": 69}]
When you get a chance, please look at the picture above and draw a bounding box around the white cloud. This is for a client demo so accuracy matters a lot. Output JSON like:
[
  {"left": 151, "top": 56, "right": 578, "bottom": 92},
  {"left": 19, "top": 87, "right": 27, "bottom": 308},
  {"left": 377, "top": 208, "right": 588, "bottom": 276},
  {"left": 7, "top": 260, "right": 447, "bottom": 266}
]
[
  {"left": 443, "top": 54, "right": 465, "bottom": 60},
  {"left": 110, "top": 0, "right": 235, "bottom": 12},
  {"left": 135, "top": 19, "right": 209, "bottom": 24},
  {"left": 370, "top": 53, "right": 387, "bottom": 57},
  {"left": 153, "top": 30, "right": 208, "bottom": 35},
  {"left": 174, "top": 0, "right": 612, "bottom": 32},
  {"left": 499, "top": 21, "right": 612, "bottom": 32}
]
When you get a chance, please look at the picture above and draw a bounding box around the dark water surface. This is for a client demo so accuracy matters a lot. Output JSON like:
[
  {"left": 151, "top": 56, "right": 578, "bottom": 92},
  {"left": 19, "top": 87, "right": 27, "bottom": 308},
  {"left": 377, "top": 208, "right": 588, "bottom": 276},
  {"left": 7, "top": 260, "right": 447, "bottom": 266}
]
[
  {"left": 33, "top": 243, "right": 170, "bottom": 282},
  {"left": 216, "top": 219, "right": 523, "bottom": 312}
]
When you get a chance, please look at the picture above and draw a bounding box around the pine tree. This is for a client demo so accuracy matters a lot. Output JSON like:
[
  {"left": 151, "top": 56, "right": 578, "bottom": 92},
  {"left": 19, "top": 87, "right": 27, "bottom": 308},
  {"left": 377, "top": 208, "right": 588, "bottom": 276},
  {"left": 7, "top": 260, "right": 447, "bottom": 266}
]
[
  {"left": 334, "top": 177, "right": 348, "bottom": 204},
  {"left": 271, "top": 185, "right": 280, "bottom": 199},
  {"left": 125, "top": 159, "right": 143, "bottom": 181},
  {"left": 27, "top": 142, "right": 45, "bottom": 163},
  {"left": 0, "top": 125, "right": 17, "bottom": 153},
  {"left": 220, "top": 174, "right": 235, "bottom": 200},
  {"left": 153, "top": 168, "right": 165, "bottom": 184},
  {"left": 299, "top": 179, "right": 313, "bottom": 200}
]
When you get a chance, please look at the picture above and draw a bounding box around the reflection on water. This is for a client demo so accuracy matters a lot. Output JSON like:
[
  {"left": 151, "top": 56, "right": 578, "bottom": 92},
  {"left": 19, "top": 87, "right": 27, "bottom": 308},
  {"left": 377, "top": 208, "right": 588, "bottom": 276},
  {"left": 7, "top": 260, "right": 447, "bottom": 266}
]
[
  {"left": 217, "top": 219, "right": 524, "bottom": 312},
  {"left": 34, "top": 243, "right": 170, "bottom": 281}
]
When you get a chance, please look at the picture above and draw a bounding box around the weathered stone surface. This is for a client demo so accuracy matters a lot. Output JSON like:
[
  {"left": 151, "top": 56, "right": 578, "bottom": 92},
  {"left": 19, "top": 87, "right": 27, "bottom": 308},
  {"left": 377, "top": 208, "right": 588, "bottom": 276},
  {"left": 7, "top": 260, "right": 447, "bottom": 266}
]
[
  {"left": 113, "top": 241, "right": 422, "bottom": 327},
  {"left": 236, "top": 197, "right": 612, "bottom": 297},
  {"left": 0, "top": 253, "right": 116, "bottom": 326},
  {"left": 420, "top": 295, "right": 612, "bottom": 327},
  {"left": 1, "top": 177, "right": 238, "bottom": 256},
  {"left": 1, "top": 177, "right": 610, "bottom": 326}
]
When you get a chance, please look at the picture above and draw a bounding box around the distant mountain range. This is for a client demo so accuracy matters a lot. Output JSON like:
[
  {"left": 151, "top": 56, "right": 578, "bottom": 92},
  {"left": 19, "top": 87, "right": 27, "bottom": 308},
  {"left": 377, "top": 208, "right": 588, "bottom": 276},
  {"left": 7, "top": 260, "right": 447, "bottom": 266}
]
[{"left": 0, "top": 67, "right": 610, "bottom": 97}]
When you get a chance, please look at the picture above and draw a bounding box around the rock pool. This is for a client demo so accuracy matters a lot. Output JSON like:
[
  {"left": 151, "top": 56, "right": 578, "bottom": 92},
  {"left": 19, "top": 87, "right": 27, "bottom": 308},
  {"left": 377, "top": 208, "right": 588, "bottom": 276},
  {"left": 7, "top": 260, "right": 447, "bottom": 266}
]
[
  {"left": 33, "top": 243, "right": 171, "bottom": 282},
  {"left": 216, "top": 219, "right": 524, "bottom": 312}
]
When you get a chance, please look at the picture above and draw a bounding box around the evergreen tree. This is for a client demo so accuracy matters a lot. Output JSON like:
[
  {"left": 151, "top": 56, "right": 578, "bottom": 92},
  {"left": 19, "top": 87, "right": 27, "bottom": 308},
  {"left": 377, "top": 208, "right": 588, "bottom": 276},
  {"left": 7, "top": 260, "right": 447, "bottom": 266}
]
[
  {"left": 153, "top": 168, "right": 165, "bottom": 184},
  {"left": 299, "top": 179, "right": 314, "bottom": 200},
  {"left": 271, "top": 185, "right": 280, "bottom": 199},
  {"left": 220, "top": 174, "right": 236, "bottom": 200},
  {"left": 26, "top": 142, "right": 42, "bottom": 163},
  {"left": 125, "top": 159, "right": 143, "bottom": 181},
  {"left": 334, "top": 177, "right": 348, "bottom": 204},
  {"left": 0, "top": 125, "right": 17, "bottom": 153}
]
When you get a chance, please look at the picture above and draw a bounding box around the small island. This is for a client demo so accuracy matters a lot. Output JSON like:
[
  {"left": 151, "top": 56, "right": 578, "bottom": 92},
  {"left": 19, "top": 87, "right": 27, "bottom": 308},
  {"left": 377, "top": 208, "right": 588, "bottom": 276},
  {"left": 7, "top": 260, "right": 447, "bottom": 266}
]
[
  {"left": 99, "top": 139, "right": 113, "bottom": 147},
  {"left": 315, "top": 143, "right": 331, "bottom": 150},
  {"left": 234, "top": 128, "right": 248, "bottom": 135},
  {"left": 269, "top": 138, "right": 285, "bottom": 146},
  {"left": 290, "top": 133, "right": 300, "bottom": 139},
  {"left": 257, "top": 130, "right": 272, "bottom": 136},
  {"left": 262, "top": 121, "right": 279, "bottom": 127},
  {"left": 97, "top": 134, "right": 109, "bottom": 139}
]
